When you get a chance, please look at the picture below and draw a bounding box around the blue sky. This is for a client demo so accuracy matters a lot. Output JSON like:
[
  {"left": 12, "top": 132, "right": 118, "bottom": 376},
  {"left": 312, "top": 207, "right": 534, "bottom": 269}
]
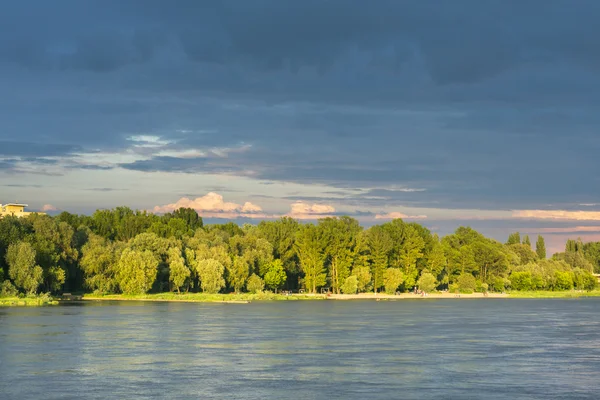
[{"left": 2, "top": 0, "right": 600, "bottom": 253}]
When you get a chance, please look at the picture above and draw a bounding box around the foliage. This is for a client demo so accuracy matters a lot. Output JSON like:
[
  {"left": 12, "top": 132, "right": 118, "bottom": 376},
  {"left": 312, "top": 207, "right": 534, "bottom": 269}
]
[
  {"left": 2, "top": 207, "right": 600, "bottom": 297},
  {"left": 340, "top": 275, "right": 358, "bottom": 294},
  {"left": 383, "top": 268, "right": 403, "bottom": 294},
  {"left": 80, "top": 234, "right": 121, "bottom": 293},
  {"left": 554, "top": 271, "right": 574, "bottom": 291},
  {"left": 264, "top": 259, "right": 287, "bottom": 291},
  {"left": 167, "top": 247, "right": 190, "bottom": 293},
  {"left": 196, "top": 259, "right": 226, "bottom": 294},
  {"left": 366, "top": 225, "right": 392, "bottom": 292},
  {"left": 0, "top": 280, "right": 19, "bottom": 297},
  {"left": 6, "top": 242, "right": 43, "bottom": 294},
  {"left": 536, "top": 235, "right": 546, "bottom": 259},
  {"left": 492, "top": 277, "right": 506, "bottom": 292},
  {"left": 295, "top": 224, "right": 326, "bottom": 293},
  {"left": 456, "top": 273, "right": 477, "bottom": 294},
  {"left": 417, "top": 272, "right": 437, "bottom": 292},
  {"left": 116, "top": 248, "right": 159, "bottom": 294},
  {"left": 506, "top": 232, "right": 521, "bottom": 245},
  {"left": 353, "top": 265, "right": 372, "bottom": 292},
  {"left": 246, "top": 274, "right": 264, "bottom": 293}
]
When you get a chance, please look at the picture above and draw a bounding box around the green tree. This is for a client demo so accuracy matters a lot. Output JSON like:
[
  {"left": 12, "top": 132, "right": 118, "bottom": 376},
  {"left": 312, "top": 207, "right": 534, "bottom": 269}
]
[
  {"left": 80, "top": 234, "right": 122, "bottom": 293},
  {"left": 257, "top": 217, "right": 300, "bottom": 285},
  {"left": 473, "top": 240, "right": 508, "bottom": 283},
  {"left": 383, "top": 268, "right": 403, "bottom": 294},
  {"left": 116, "top": 248, "right": 159, "bottom": 294},
  {"left": 536, "top": 235, "right": 546, "bottom": 259},
  {"left": 353, "top": 265, "right": 372, "bottom": 293},
  {"left": 428, "top": 236, "right": 447, "bottom": 280},
  {"left": 523, "top": 235, "right": 531, "bottom": 248},
  {"left": 456, "top": 273, "right": 477, "bottom": 293},
  {"left": 510, "top": 271, "right": 533, "bottom": 291},
  {"left": 168, "top": 247, "right": 190, "bottom": 293},
  {"left": 506, "top": 232, "right": 521, "bottom": 245},
  {"left": 295, "top": 224, "right": 326, "bottom": 293},
  {"left": 318, "top": 217, "right": 361, "bottom": 294},
  {"left": 196, "top": 259, "right": 225, "bottom": 294},
  {"left": 171, "top": 207, "right": 203, "bottom": 230},
  {"left": 0, "top": 280, "right": 19, "bottom": 297},
  {"left": 398, "top": 226, "right": 425, "bottom": 289},
  {"left": 341, "top": 275, "right": 358, "bottom": 294},
  {"left": 264, "top": 259, "right": 287, "bottom": 292},
  {"left": 507, "top": 243, "right": 538, "bottom": 265},
  {"left": 228, "top": 256, "right": 250, "bottom": 293},
  {"left": 6, "top": 242, "right": 43, "bottom": 294},
  {"left": 554, "top": 270, "right": 574, "bottom": 291},
  {"left": 366, "top": 226, "right": 392, "bottom": 293},
  {"left": 246, "top": 274, "right": 264, "bottom": 293},
  {"left": 417, "top": 271, "right": 437, "bottom": 293}
]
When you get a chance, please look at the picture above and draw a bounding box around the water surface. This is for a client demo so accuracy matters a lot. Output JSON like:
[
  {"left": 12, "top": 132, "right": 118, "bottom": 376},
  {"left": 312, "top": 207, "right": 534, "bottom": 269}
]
[{"left": 1, "top": 299, "right": 599, "bottom": 399}]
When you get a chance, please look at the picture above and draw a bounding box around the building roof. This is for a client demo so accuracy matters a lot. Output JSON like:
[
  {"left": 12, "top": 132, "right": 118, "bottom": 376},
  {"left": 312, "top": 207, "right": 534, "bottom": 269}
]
[{"left": 2, "top": 203, "right": 28, "bottom": 207}]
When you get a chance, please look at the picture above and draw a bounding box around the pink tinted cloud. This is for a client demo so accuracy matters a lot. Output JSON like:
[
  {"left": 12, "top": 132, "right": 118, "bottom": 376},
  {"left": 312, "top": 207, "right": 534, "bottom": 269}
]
[
  {"left": 513, "top": 210, "right": 600, "bottom": 221},
  {"left": 375, "top": 211, "right": 427, "bottom": 220},
  {"left": 286, "top": 202, "right": 336, "bottom": 220},
  {"left": 41, "top": 204, "right": 58, "bottom": 212},
  {"left": 524, "top": 226, "right": 600, "bottom": 234},
  {"left": 152, "top": 192, "right": 267, "bottom": 218}
]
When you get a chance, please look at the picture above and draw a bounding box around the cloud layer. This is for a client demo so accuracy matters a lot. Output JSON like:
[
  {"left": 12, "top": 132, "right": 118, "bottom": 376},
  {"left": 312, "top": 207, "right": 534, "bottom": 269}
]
[{"left": 2, "top": 1, "right": 600, "bottom": 248}]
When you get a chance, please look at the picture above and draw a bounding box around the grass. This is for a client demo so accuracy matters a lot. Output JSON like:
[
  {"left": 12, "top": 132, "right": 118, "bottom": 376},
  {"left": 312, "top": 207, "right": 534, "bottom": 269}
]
[
  {"left": 0, "top": 294, "right": 59, "bottom": 307},
  {"left": 508, "top": 290, "right": 600, "bottom": 298},
  {"left": 83, "top": 292, "right": 327, "bottom": 302}
]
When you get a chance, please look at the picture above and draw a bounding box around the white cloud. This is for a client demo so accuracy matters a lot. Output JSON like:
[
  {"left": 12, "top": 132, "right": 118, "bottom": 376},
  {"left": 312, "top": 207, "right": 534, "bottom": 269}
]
[
  {"left": 152, "top": 192, "right": 266, "bottom": 218},
  {"left": 374, "top": 211, "right": 427, "bottom": 220},
  {"left": 286, "top": 201, "right": 336, "bottom": 219}
]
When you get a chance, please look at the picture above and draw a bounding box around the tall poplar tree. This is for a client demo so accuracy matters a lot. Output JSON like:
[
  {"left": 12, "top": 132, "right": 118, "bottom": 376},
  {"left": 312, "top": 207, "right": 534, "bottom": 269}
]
[{"left": 536, "top": 235, "right": 546, "bottom": 259}]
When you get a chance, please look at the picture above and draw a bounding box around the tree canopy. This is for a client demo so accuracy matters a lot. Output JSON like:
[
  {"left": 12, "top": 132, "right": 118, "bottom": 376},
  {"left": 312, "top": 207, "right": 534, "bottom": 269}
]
[{"left": 0, "top": 207, "right": 597, "bottom": 297}]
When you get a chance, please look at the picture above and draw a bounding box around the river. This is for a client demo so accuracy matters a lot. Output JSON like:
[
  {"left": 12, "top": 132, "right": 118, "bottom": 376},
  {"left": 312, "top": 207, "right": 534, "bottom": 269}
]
[{"left": 1, "top": 299, "right": 599, "bottom": 399}]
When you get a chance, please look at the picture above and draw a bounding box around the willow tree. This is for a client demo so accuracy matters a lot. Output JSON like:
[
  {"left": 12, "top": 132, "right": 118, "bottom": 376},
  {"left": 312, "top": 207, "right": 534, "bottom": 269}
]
[
  {"left": 116, "top": 248, "right": 159, "bottom": 294},
  {"left": 6, "top": 242, "right": 43, "bottom": 294}
]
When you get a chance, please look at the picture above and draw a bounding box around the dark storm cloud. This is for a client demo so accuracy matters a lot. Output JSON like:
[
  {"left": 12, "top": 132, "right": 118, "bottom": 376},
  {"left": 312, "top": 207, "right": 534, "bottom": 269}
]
[{"left": 2, "top": 0, "right": 600, "bottom": 210}]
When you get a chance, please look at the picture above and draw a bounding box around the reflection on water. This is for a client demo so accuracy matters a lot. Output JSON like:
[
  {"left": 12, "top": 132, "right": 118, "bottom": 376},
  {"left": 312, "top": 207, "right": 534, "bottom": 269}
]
[{"left": 1, "top": 299, "right": 600, "bottom": 399}]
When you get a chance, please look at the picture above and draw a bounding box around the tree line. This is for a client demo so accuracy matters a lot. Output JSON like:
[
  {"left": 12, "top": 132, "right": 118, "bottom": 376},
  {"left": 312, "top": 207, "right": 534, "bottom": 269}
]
[{"left": 0, "top": 207, "right": 598, "bottom": 297}]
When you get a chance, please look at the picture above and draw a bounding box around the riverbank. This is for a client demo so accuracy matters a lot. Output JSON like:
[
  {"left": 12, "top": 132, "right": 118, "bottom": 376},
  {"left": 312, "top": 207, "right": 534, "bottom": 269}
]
[
  {"left": 82, "top": 292, "right": 325, "bottom": 303},
  {"left": 0, "top": 296, "right": 59, "bottom": 306},
  {"left": 4, "top": 290, "right": 600, "bottom": 307},
  {"left": 508, "top": 290, "right": 600, "bottom": 298},
  {"left": 81, "top": 290, "right": 600, "bottom": 303}
]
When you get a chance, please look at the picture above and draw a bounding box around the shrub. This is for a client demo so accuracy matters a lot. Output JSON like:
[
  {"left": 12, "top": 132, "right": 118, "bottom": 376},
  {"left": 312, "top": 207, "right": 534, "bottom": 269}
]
[
  {"left": 457, "top": 274, "right": 476, "bottom": 294},
  {"left": 341, "top": 276, "right": 358, "bottom": 294},
  {"left": 383, "top": 268, "right": 403, "bottom": 294},
  {"left": 476, "top": 281, "right": 489, "bottom": 293},
  {"left": 554, "top": 271, "right": 574, "bottom": 291},
  {"left": 0, "top": 280, "right": 19, "bottom": 297},
  {"left": 417, "top": 272, "right": 437, "bottom": 293},
  {"left": 246, "top": 274, "right": 264, "bottom": 294},
  {"left": 510, "top": 271, "right": 533, "bottom": 291},
  {"left": 492, "top": 277, "right": 505, "bottom": 292}
]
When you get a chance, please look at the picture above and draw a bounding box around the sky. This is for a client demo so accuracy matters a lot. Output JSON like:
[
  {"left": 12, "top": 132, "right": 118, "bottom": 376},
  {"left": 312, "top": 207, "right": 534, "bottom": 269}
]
[{"left": 1, "top": 0, "right": 600, "bottom": 253}]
